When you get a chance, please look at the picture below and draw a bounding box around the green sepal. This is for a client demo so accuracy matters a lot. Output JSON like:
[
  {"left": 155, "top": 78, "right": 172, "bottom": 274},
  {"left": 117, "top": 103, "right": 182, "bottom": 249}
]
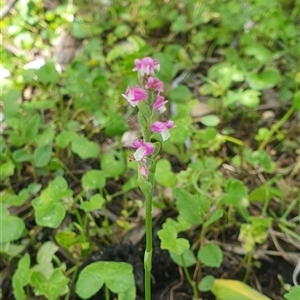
[
  {"left": 137, "top": 169, "right": 153, "bottom": 196},
  {"left": 151, "top": 142, "right": 161, "bottom": 157}
]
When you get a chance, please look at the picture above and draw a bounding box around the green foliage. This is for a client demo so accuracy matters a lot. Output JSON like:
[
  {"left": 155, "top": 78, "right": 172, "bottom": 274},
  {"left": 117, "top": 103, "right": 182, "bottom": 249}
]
[
  {"left": 81, "top": 170, "right": 106, "bottom": 190},
  {"left": 239, "top": 217, "right": 272, "bottom": 252},
  {"left": 198, "top": 275, "right": 215, "bottom": 292},
  {"left": 284, "top": 286, "right": 300, "bottom": 300},
  {"left": 32, "top": 177, "right": 73, "bottom": 228},
  {"left": 0, "top": 204, "right": 25, "bottom": 243},
  {"left": 12, "top": 242, "right": 69, "bottom": 300},
  {"left": 197, "top": 243, "right": 223, "bottom": 267},
  {"left": 158, "top": 218, "right": 190, "bottom": 255},
  {"left": 76, "top": 262, "right": 135, "bottom": 299},
  {"left": 155, "top": 159, "right": 177, "bottom": 187},
  {"left": 1, "top": 0, "right": 298, "bottom": 298}
]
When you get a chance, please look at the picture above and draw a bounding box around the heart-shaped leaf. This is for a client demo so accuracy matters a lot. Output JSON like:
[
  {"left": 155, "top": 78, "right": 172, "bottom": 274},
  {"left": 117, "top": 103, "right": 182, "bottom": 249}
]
[{"left": 76, "top": 262, "right": 135, "bottom": 299}]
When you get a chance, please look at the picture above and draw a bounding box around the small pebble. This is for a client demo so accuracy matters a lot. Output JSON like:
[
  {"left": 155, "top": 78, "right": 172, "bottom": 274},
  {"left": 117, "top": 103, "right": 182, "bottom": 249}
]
[{"left": 262, "top": 110, "right": 275, "bottom": 120}]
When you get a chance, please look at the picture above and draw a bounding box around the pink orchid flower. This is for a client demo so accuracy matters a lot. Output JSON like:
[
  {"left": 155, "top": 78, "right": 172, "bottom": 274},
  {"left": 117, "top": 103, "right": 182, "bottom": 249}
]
[
  {"left": 145, "top": 77, "right": 164, "bottom": 92},
  {"left": 131, "top": 140, "right": 155, "bottom": 161},
  {"left": 153, "top": 94, "right": 168, "bottom": 114},
  {"left": 151, "top": 120, "right": 176, "bottom": 141},
  {"left": 133, "top": 57, "right": 160, "bottom": 76},
  {"left": 122, "top": 86, "right": 148, "bottom": 107}
]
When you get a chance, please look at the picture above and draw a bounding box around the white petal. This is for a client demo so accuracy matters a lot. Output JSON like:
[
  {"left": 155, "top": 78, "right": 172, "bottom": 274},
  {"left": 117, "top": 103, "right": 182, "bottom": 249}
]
[
  {"left": 158, "top": 106, "right": 166, "bottom": 114},
  {"left": 133, "top": 146, "right": 146, "bottom": 161},
  {"left": 161, "top": 129, "right": 170, "bottom": 141}
]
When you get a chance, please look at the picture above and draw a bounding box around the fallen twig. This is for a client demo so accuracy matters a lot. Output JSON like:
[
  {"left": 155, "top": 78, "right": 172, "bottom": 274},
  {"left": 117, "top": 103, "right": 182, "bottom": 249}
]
[{"left": 0, "top": 0, "right": 19, "bottom": 21}]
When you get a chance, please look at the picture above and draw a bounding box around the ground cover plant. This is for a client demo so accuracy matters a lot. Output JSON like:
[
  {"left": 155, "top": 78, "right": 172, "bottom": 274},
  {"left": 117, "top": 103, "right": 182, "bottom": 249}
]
[{"left": 1, "top": 0, "right": 299, "bottom": 299}]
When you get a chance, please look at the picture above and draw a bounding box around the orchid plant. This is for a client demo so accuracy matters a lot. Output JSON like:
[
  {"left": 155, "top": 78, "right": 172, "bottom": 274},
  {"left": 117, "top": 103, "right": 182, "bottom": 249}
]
[{"left": 123, "top": 57, "right": 175, "bottom": 299}]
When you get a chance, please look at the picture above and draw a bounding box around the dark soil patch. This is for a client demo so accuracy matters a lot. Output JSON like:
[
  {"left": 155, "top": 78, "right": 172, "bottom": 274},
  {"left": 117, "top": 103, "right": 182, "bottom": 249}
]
[{"left": 73, "top": 233, "right": 294, "bottom": 300}]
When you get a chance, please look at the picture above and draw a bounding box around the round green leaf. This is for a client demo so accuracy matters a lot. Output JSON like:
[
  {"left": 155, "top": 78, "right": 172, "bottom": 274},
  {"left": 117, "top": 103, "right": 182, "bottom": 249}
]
[
  {"left": 35, "top": 127, "right": 55, "bottom": 146},
  {"left": 155, "top": 159, "right": 177, "bottom": 187},
  {"left": 197, "top": 243, "right": 223, "bottom": 267},
  {"left": 56, "top": 131, "right": 76, "bottom": 148},
  {"left": 244, "top": 45, "right": 272, "bottom": 64},
  {"left": 22, "top": 115, "right": 40, "bottom": 143},
  {"left": 101, "top": 152, "right": 126, "bottom": 178},
  {"left": 198, "top": 275, "right": 215, "bottom": 292},
  {"left": 199, "top": 115, "right": 220, "bottom": 127},
  {"left": 247, "top": 68, "right": 281, "bottom": 90},
  {"left": 169, "top": 85, "right": 192, "bottom": 103},
  {"left": 239, "top": 90, "right": 260, "bottom": 108},
  {"left": 103, "top": 262, "right": 135, "bottom": 293},
  {"left": 32, "top": 199, "right": 66, "bottom": 229},
  {"left": 284, "top": 286, "right": 300, "bottom": 300},
  {"left": 157, "top": 223, "right": 190, "bottom": 255},
  {"left": 174, "top": 188, "right": 209, "bottom": 225},
  {"left": 71, "top": 136, "right": 100, "bottom": 159},
  {"left": 76, "top": 262, "right": 134, "bottom": 299},
  {"left": 255, "top": 128, "right": 270, "bottom": 141},
  {"left": 80, "top": 194, "right": 105, "bottom": 212},
  {"left": 33, "top": 144, "right": 52, "bottom": 167},
  {"left": 104, "top": 113, "right": 128, "bottom": 137},
  {"left": 5, "top": 189, "right": 30, "bottom": 206},
  {"left": 170, "top": 248, "right": 196, "bottom": 267},
  {"left": 0, "top": 209, "right": 25, "bottom": 243},
  {"left": 81, "top": 170, "right": 106, "bottom": 190},
  {"left": 12, "top": 148, "right": 33, "bottom": 162},
  {"left": 36, "top": 241, "right": 59, "bottom": 265},
  {"left": 36, "top": 62, "right": 60, "bottom": 85},
  {"left": 30, "top": 269, "right": 69, "bottom": 300}
]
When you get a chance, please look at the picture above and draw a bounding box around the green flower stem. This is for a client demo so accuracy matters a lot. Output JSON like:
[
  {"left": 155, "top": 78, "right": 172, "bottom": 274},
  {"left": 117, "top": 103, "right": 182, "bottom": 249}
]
[
  {"left": 139, "top": 99, "right": 157, "bottom": 300},
  {"left": 144, "top": 170, "right": 154, "bottom": 300},
  {"left": 142, "top": 154, "right": 157, "bottom": 300},
  {"left": 259, "top": 106, "right": 295, "bottom": 150}
]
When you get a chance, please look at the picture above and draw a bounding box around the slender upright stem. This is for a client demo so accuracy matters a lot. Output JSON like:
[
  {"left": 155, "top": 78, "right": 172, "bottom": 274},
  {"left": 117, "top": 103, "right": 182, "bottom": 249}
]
[{"left": 144, "top": 169, "right": 155, "bottom": 300}]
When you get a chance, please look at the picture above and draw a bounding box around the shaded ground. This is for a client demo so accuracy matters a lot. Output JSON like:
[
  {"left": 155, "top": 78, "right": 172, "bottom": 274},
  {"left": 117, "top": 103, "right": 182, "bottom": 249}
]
[{"left": 73, "top": 228, "right": 295, "bottom": 300}]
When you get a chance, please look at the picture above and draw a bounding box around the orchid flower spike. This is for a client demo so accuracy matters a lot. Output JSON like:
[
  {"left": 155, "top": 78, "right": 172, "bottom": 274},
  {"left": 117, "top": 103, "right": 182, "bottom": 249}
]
[
  {"left": 145, "top": 77, "right": 164, "bottom": 93},
  {"left": 153, "top": 94, "right": 168, "bottom": 114},
  {"left": 133, "top": 57, "right": 160, "bottom": 76},
  {"left": 151, "top": 120, "right": 176, "bottom": 141},
  {"left": 122, "top": 86, "right": 148, "bottom": 107},
  {"left": 131, "top": 140, "right": 155, "bottom": 161}
]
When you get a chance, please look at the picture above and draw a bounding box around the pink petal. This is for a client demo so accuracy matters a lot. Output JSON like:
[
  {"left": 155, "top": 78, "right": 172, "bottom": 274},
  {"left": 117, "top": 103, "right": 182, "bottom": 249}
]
[{"left": 139, "top": 164, "right": 149, "bottom": 178}]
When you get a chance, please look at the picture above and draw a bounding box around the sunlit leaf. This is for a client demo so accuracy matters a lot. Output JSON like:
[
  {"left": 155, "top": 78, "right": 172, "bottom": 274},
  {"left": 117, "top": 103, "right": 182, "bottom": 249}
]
[{"left": 211, "top": 279, "right": 271, "bottom": 300}]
